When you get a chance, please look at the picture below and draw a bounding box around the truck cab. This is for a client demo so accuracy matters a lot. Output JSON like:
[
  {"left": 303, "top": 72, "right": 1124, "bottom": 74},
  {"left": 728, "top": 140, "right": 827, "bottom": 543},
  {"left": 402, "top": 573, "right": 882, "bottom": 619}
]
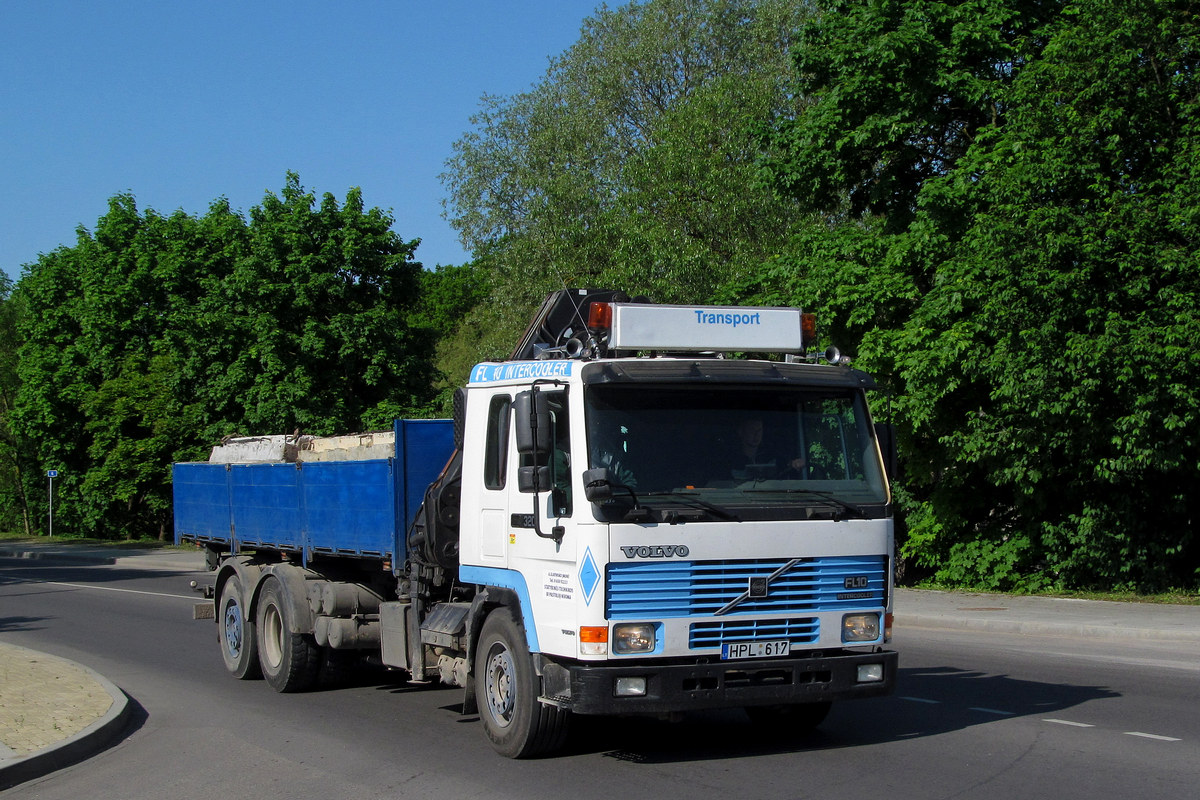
[{"left": 417, "top": 290, "right": 897, "bottom": 754}]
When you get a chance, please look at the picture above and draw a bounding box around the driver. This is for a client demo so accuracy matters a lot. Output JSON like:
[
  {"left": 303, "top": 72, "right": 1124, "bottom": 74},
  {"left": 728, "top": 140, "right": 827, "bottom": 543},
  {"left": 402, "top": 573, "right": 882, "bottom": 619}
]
[{"left": 728, "top": 418, "right": 805, "bottom": 480}]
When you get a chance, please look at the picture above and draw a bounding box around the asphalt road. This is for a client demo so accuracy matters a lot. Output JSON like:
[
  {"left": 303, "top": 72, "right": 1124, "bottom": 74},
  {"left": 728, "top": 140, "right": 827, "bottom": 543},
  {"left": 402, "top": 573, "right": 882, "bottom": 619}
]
[{"left": 1, "top": 558, "right": 1197, "bottom": 800}]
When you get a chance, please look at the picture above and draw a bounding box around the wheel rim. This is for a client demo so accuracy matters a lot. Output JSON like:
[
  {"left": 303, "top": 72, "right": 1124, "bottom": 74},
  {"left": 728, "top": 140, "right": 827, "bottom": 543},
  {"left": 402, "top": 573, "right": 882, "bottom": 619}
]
[
  {"left": 262, "top": 603, "right": 284, "bottom": 670},
  {"left": 223, "top": 600, "right": 243, "bottom": 659},
  {"left": 483, "top": 642, "right": 517, "bottom": 728}
]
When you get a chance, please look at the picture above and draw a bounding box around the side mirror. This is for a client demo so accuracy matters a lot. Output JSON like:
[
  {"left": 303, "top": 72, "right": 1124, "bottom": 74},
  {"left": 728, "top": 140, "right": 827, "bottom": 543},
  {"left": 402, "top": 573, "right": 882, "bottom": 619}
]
[
  {"left": 582, "top": 468, "right": 613, "bottom": 502},
  {"left": 514, "top": 390, "right": 551, "bottom": 456},
  {"left": 518, "top": 465, "right": 551, "bottom": 494}
]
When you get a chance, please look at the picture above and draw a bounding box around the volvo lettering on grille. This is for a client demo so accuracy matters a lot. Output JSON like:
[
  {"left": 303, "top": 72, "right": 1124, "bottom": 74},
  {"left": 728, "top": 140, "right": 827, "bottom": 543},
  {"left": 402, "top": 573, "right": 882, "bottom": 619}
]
[{"left": 619, "top": 545, "right": 690, "bottom": 558}]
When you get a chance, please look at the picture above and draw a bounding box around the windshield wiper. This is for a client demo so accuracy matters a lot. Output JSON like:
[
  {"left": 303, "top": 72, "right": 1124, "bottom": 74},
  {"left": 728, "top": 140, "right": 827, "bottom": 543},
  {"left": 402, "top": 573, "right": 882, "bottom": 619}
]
[
  {"left": 742, "top": 488, "right": 867, "bottom": 519},
  {"left": 642, "top": 491, "right": 740, "bottom": 522}
]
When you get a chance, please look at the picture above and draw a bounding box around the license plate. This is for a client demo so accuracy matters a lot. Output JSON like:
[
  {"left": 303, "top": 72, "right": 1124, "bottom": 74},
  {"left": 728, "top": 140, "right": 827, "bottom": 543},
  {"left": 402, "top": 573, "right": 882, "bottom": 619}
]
[{"left": 721, "top": 640, "right": 790, "bottom": 660}]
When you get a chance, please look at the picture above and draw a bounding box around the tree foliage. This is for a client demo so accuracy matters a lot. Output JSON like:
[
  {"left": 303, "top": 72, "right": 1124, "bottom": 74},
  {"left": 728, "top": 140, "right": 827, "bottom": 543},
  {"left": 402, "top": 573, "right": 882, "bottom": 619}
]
[
  {"left": 0, "top": 275, "right": 32, "bottom": 534},
  {"left": 746, "top": 0, "right": 1200, "bottom": 591},
  {"left": 11, "top": 174, "right": 435, "bottom": 539},
  {"left": 411, "top": 262, "right": 492, "bottom": 412},
  {"left": 4, "top": 0, "right": 1194, "bottom": 596},
  {"left": 762, "top": 0, "right": 1060, "bottom": 223},
  {"left": 442, "top": 0, "right": 816, "bottom": 361}
]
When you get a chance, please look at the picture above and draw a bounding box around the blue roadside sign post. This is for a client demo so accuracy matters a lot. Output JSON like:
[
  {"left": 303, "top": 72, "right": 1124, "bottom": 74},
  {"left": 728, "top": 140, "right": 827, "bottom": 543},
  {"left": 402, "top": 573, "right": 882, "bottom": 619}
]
[{"left": 46, "top": 470, "right": 58, "bottom": 537}]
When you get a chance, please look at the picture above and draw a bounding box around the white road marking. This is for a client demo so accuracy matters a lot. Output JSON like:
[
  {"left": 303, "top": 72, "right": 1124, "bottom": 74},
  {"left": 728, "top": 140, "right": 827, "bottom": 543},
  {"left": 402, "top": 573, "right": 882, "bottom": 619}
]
[
  {"left": 15, "top": 578, "right": 196, "bottom": 600},
  {"left": 1124, "top": 732, "right": 1182, "bottom": 742},
  {"left": 890, "top": 699, "right": 1185, "bottom": 743}
]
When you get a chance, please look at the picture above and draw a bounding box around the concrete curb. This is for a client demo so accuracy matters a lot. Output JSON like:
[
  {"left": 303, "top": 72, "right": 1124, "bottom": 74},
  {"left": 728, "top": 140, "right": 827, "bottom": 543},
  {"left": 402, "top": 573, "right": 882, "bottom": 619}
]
[
  {"left": 0, "top": 545, "right": 205, "bottom": 572},
  {"left": 0, "top": 547, "right": 117, "bottom": 566},
  {"left": 898, "top": 612, "right": 1200, "bottom": 643},
  {"left": 895, "top": 588, "right": 1200, "bottom": 645},
  {"left": 0, "top": 646, "right": 132, "bottom": 791}
]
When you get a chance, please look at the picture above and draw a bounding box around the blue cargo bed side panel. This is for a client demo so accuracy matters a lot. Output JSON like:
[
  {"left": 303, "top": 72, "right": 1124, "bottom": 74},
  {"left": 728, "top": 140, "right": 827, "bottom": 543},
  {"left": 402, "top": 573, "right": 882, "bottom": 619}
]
[
  {"left": 302, "top": 460, "right": 396, "bottom": 557},
  {"left": 173, "top": 463, "right": 234, "bottom": 543},
  {"left": 230, "top": 462, "right": 303, "bottom": 550},
  {"left": 174, "top": 460, "right": 396, "bottom": 557},
  {"left": 395, "top": 418, "right": 456, "bottom": 537},
  {"left": 174, "top": 419, "right": 454, "bottom": 560}
]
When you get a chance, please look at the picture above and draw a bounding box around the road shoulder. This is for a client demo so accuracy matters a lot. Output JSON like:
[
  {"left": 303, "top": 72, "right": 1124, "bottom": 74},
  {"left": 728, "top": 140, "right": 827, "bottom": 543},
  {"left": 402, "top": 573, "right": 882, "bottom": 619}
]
[{"left": 0, "top": 642, "right": 131, "bottom": 791}]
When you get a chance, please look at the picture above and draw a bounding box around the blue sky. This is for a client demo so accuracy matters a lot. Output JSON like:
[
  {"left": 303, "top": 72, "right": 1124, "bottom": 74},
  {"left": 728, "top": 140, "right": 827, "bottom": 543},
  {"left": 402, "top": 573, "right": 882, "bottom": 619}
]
[{"left": 1, "top": 0, "right": 607, "bottom": 283}]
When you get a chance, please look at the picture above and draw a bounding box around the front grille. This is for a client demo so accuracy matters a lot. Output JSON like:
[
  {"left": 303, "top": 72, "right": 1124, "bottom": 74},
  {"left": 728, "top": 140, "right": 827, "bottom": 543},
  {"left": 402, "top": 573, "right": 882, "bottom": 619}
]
[
  {"left": 606, "top": 555, "right": 887, "bottom": 620},
  {"left": 689, "top": 617, "right": 820, "bottom": 648}
]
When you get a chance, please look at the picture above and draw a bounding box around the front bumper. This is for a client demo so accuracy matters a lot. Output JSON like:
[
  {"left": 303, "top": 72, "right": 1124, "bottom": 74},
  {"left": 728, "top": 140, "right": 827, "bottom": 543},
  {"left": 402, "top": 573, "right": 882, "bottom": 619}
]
[{"left": 555, "top": 648, "right": 897, "bottom": 716}]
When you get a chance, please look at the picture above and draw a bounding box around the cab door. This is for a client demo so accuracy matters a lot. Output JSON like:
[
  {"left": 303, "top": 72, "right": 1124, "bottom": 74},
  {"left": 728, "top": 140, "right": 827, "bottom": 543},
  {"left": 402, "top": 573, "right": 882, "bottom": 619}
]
[
  {"left": 508, "top": 388, "right": 580, "bottom": 658},
  {"left": 474, "top": 392, "right": 512, "bottom": 564},
  {"left": 510, "top": 389, "right": 575, "bottom": 563}
]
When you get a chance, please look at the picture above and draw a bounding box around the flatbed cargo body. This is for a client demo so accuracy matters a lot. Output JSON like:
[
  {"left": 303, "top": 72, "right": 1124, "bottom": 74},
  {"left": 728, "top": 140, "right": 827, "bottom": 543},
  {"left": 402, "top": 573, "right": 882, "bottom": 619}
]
[{"left": 174, "top": 419, "right": 454, "bottom": 562}]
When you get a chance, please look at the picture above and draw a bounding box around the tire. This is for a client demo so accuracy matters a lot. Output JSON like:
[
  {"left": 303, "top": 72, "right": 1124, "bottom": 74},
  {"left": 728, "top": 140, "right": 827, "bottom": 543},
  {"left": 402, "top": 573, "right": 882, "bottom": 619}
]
[
  {"left": 218, "top": 574, "right": 261, "bottom": 680},
  {"left": 475, "top": 607, "right": 569, "bottom": 758},
  {"left": 744, "top": 701, "right": 832, "bottom": 732},
  {"left": 256, "top": 577, "right": 321, "bottom": 693}
]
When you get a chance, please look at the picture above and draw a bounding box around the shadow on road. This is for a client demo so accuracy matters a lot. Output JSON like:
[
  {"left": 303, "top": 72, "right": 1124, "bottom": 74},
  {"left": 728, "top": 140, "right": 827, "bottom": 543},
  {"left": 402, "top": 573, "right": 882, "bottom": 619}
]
[
  {"left": 0, "top": 614, "right": 47, "bottom": 632},
  {"left": 352, "top": 662, "right": 1120, "bottom": 763},
  {"left": 556, "top": 665, "right": 1122, "bottom": 763},
  {"left": 0, "top": 560, "right": 203, "bottom": 588}
]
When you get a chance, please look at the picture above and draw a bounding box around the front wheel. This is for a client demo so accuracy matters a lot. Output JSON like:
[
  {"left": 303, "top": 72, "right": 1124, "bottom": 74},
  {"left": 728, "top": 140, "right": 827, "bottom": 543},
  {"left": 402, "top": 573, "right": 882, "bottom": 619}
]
[
  {"left": 474, "top": 607, "right": 569, "bottom": 758},
  {"left": 256, "top": 577, "right": 320, "bottom": 692},
  {"left": 218, "top": 574, "right": 260, "bottom": 680}
]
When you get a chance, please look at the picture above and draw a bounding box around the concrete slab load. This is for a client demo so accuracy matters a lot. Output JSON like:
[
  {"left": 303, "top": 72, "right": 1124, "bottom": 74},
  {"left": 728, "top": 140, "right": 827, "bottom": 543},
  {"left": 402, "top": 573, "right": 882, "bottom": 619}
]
[{"left": 1, "top": 539, "right": 1197, "bottom": 788}]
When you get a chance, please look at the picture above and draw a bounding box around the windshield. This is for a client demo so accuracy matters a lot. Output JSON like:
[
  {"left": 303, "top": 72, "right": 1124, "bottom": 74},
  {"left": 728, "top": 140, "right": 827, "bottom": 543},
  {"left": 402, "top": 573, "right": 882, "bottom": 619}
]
[{"left": 584, "top": 382, "right": 888, "bottom": 522}]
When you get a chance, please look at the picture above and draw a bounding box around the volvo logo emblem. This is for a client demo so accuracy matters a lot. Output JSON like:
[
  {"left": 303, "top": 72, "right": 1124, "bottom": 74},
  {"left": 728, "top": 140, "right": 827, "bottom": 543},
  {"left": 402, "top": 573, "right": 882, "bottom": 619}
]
[
  {"left": 619, "top": 544, "right": 690, "bottom": 559},
  {"left": 715, "top": 558, "right": 804, "bottom": 615}
]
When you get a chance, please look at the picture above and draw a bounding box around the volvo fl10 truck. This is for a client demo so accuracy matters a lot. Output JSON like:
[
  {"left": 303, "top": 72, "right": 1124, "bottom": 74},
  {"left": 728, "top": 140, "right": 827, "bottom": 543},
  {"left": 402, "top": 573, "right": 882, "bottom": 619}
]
[{"left": 174, "top": 288, "right": 898, "bottom": 757}]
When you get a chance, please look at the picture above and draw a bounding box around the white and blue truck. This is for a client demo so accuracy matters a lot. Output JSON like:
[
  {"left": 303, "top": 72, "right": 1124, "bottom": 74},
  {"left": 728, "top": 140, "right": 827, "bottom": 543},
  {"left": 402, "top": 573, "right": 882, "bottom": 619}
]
[{"left": 174, "top": 288, "right": 898, "bottom": 758}]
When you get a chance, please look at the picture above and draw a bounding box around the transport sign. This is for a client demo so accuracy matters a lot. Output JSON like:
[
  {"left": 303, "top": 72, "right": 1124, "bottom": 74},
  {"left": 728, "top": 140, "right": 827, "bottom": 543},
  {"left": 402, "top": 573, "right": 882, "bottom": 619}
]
[{"left": 609, "top": 303, "right": 804, "bottom": 353}]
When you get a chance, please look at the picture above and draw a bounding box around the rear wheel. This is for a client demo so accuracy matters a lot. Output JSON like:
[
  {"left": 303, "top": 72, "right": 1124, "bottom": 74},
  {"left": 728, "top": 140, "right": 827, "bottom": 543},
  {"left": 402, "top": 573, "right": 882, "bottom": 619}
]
[
  {"left": 256, "top": 577, "right": 320, "bottom": 692},
  {"left": 475, "top": 607, "right": 569, "bottom": 758},
  {"left": 218, "top": 574, "right": 260, "bottom": 679}
]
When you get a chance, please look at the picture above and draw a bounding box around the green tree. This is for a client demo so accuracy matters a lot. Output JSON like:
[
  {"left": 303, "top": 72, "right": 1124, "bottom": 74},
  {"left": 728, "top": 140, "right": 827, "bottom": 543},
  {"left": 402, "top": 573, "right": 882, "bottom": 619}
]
[
  {"left": 13, "top": 226, "right": 108, "bottom": 537},
  {"left": 443, "top": 0, "right": 815, "bottom": 351},
  {"left": 0, "top": 274, "right": 32, "bottom": 535},
  {"left": 210, "top": 174, "right": 435, "bottom": 433},
  {"left": 13, "top": 175, "right": 437, "bottom": 539},
  {"left": 409, "top": 262, "right": 491, "bottom": 409},
  {"left": 762, "top": 0, "right": 1060, "bottom": 224},
  {"left": 752, "top": 0, "right": 1200, "bottom": 590}
]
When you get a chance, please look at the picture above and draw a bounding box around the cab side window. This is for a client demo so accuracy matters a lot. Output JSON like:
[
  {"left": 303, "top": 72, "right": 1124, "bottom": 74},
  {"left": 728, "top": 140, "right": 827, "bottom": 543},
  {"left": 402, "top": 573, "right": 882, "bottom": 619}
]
[
  {"left": 484, "top": 395, "right": 511, "bottom": 490},
  {"left": 549, "top": 394, "right": 571, "bottom": 517},
  {"left": 518, "top": 391, "right": 572, "bottom": 517}
]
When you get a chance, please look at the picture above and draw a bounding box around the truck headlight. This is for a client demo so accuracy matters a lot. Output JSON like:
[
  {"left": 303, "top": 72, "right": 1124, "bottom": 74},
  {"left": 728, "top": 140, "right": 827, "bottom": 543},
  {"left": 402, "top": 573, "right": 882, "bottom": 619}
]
[
  {"left": 842, "top": 613, "right": 880, "bottom": 643},
  {"left": 612, "top": 623, "right": 656, "bottom": 654}
]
